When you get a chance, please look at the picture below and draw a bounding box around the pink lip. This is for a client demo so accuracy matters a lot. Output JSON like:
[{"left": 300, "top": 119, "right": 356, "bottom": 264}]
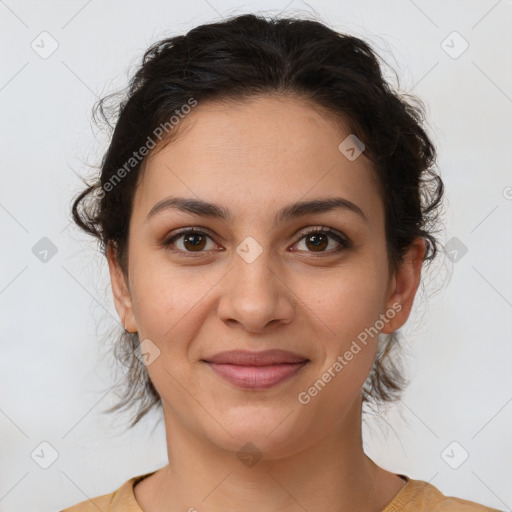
[{"left": 202, "top": 350, "right": 309, "bottom": 389}]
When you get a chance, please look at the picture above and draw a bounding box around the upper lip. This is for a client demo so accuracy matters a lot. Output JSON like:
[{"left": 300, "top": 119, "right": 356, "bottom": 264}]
[{"left": 203, "top": 349, "right": 308, "bottom": 366}]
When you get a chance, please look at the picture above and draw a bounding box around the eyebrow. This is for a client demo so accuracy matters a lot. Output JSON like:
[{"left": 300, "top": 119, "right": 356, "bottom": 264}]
[{"left": 146, "top": 196, "right": 368, "bottom": 224}]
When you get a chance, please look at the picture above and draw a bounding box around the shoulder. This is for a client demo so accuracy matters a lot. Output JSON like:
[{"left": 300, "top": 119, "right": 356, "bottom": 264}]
[
  {"left": 385, "top": 476, "right": 502, "bottom": 512},
  {"left": 60, "top": 490, "right": 114, "bottom": 512},
  {"left": 60, "top": 472, "right": 156, "bottom": 512}
]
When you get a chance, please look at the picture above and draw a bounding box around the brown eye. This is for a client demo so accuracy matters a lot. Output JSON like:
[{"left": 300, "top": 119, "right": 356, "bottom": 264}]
[
  {"left": 293, "top": 227, "right": 351, "bottom": 254},
  {"left": 304, "top": 232, "right": 329, "bottom": 251},
  {"left": 163, "top": 229, "right": 216, "bottom": 253},
  {"left": 182, "top": 232, "right": 207, "bottom": 251}
]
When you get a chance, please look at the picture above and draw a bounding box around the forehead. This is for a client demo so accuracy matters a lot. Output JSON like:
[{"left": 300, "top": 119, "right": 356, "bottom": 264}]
[{"left": 134, "top": 95, "right": 384, "bottom": 229}]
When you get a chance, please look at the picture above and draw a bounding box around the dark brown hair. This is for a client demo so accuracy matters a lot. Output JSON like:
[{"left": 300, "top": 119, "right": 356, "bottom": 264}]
[{"left": 71, "top": 13, "right": 444, "bottom": 427}]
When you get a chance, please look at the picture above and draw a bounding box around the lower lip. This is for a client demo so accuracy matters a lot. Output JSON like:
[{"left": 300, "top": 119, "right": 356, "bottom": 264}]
[{"left": 205, "top": 361, "right": 309, "bottom": 389}]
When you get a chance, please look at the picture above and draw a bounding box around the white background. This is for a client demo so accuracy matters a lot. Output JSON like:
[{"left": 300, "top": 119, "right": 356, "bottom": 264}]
[{"left": 1, "top": 0, "right": 511, "bottom": 510}]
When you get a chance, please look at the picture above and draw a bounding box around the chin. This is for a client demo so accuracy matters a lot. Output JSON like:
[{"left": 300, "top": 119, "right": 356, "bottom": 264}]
[{"left": 206, "top": 405, "right": 313, "bottom": 461}]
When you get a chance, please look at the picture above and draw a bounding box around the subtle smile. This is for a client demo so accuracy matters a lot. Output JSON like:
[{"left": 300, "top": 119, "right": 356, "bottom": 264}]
[{"left": 202, "top": 349, "right": 310, "bottom": 389}]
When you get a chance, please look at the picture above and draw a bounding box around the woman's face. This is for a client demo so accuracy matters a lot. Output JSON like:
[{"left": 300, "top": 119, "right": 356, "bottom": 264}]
[{"left": 109, "top": 95, "right": 422, "bottom": 457}]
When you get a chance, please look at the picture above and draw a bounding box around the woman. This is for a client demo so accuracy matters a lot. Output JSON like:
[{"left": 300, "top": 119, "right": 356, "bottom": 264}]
[{"left": 62, "top": 13, "right": 500, "bottom": 512}]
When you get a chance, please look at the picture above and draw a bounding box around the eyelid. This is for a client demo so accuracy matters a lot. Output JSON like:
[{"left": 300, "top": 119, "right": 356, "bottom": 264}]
[
  {"left": 162, "top": 225, "right": 351, "bottom": 254},
  {"left": 163, "top": 227, "right": 219, "bottom": 249},
  {"left": 294, "top": 226, "right": 350, "bottom": 245}
]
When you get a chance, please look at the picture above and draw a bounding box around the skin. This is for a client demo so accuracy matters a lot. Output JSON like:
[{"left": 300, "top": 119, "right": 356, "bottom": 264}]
[{"left": 107, "top": 94, "right": 426, "bottom": 512}]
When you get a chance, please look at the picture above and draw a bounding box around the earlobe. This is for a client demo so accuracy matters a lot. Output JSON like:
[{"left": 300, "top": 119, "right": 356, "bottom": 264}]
[
  {"left": 106, "top": 243, "right": 138, "bottom": 333},
  {"left": 381, "top": 237, "right": 426, "bottom": 334}
]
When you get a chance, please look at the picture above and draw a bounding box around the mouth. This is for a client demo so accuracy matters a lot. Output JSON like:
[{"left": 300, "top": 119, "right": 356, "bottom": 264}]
[{"left": 201, "top": 349, "right": 309, "bottom": 390}]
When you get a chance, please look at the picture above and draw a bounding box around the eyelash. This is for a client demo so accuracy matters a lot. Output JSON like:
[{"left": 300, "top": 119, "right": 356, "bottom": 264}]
[{"left": 162, "top": 226, "right": 351, "bottom": 256}]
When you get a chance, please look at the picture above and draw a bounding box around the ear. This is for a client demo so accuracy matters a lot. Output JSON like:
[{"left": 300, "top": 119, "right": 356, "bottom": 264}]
[
  {"left": 106, "top": 243, "right": 137, "bottom": 333},
  {"left": 381, "top": 237, "right": 426, "bottom": 334}
]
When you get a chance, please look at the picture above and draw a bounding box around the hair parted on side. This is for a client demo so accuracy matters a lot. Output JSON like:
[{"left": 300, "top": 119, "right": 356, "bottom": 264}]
[{"left": 71, "top": 12, "right": 444, "bottom": 428}]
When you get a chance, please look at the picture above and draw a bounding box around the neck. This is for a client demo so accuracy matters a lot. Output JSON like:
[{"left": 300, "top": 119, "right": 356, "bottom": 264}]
[{"left": 135, "top": 395, "right": 404, "bottom": 512}]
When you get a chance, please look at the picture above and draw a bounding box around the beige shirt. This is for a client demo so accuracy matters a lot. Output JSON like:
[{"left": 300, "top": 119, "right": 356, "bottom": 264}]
[{"left": 60, "top": 472, "right": 502, "bottom": 511}]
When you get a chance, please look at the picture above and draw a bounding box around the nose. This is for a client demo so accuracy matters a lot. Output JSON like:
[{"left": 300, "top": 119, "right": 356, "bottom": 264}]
[{"left": 217, "top": 249, "right": 296, "bottom": 333}]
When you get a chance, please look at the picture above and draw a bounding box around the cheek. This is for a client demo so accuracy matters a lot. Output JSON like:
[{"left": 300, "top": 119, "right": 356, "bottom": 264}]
[
  {"left": 128, "top": 252, "right": 216, "bottom": 343},
  {"left": 292, "top": 271, "right": 385, "bottom": 421},
  {"left": 292, "top": 263, "right": 387, "bottom": 399},
  {"left": 128, "top": 262, "right": 214, "bottom": 397},
  {"left": 297, "top": 264, "right": 386, "bottom": 343}
]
